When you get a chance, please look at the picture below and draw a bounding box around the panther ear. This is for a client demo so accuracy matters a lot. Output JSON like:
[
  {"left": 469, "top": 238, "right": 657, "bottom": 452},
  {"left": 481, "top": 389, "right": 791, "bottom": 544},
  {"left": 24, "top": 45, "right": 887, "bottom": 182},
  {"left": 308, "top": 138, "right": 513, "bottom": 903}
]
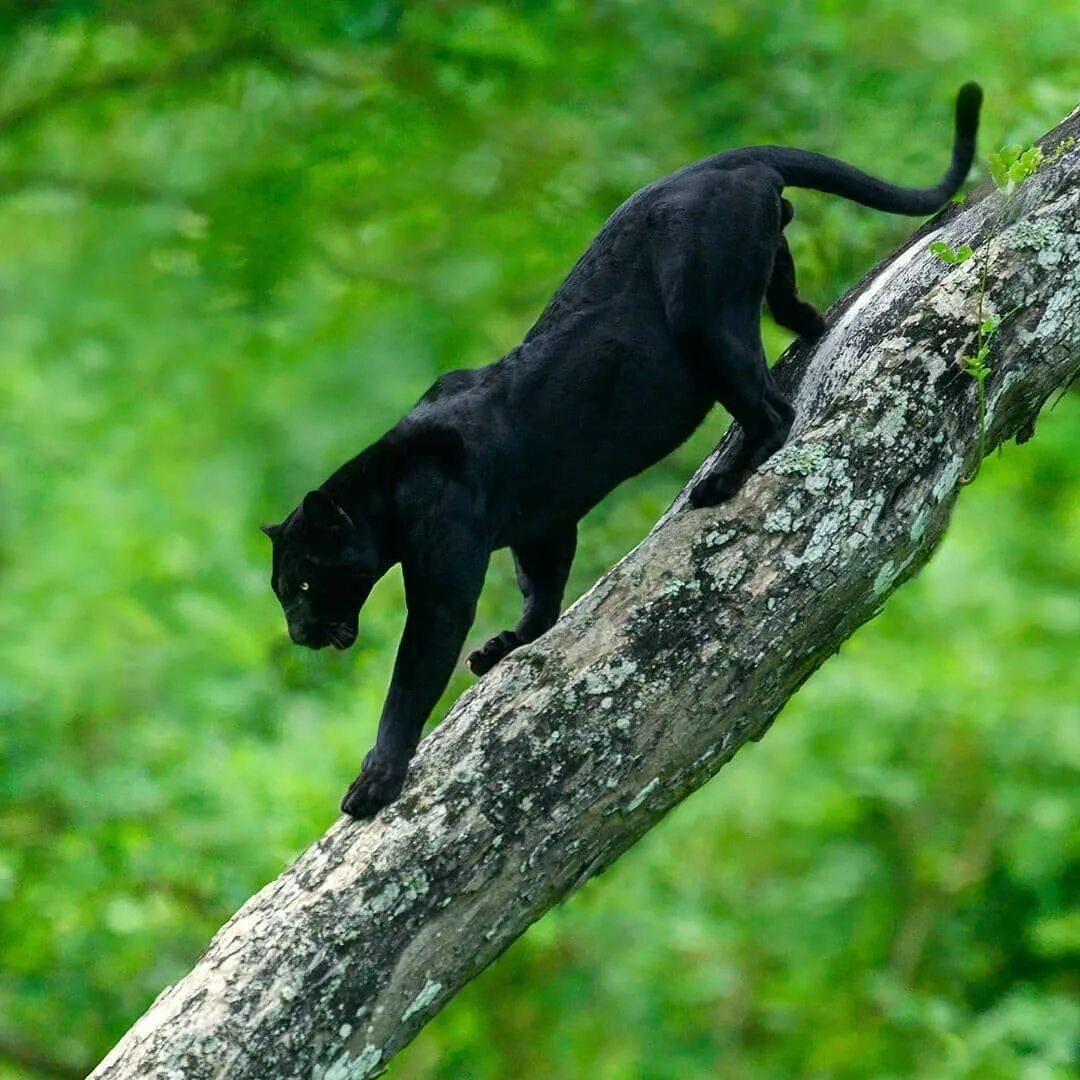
[
  {"left": 259, "top": 522, "right": 283, "bottom": 541},
  {"left": 301, "top": 489, "right": 355, "bottom": 534}
]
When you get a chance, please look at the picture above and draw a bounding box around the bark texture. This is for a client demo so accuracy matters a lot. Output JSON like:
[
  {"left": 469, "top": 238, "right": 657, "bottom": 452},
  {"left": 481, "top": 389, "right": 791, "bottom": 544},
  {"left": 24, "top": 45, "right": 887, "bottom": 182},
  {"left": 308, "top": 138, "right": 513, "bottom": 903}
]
[{"left": 91, "top": 108, "right": 1079, "bottom": 1080}]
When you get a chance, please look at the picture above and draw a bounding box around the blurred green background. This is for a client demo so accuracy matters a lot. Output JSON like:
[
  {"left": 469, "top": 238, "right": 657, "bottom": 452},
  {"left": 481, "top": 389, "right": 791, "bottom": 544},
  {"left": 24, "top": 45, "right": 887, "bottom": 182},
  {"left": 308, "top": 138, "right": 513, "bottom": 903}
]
[{"left": 0, "top": 2, "right": 1077, "bottom": 1078}]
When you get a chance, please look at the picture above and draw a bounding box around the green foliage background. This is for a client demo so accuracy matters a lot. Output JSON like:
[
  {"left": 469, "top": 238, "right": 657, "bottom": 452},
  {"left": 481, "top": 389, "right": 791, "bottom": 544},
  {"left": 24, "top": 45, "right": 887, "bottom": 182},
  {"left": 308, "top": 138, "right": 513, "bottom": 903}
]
[{"left": 0, "top": 3, "right": 1077, "bottom": 1077}]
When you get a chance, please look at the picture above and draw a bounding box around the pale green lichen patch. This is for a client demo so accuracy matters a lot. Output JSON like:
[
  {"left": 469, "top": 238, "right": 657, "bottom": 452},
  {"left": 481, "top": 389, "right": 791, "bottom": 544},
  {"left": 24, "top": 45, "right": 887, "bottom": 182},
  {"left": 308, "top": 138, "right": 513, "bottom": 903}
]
[
  {"left": 369, "top": 882, "right": 401, "bottom": 915},
  {"left": 369, "top": 869, "right": 430, "bottom": 917},
  {"left": 450, "top": 748, "right": 483, "bottom": 785},
  {"left": 1008, "top": 218, "right": 1056, "bottom": 251},
  {"left": 663, "top": 577, "right": 701, "bottom": 597},
  {"left": 872, "top": 560, "right": 898, "bottom": 596},
  {"left": 1032, "top": 252, "right": 1079, "bottom": 342},
  {"left": 703, "top": 526, "right": 738, "bottom": 548},
  {"left": 582, "top": 656, "right": 640, "bottom": 696},
  {"left": 625, "top": 778, "right": 660, "bottom": 812},
  {"left": 928, "top": 253, "right": 987, "bottom": 324},
  {"left": 910, "top": 506, "right": 932, "bottom": 543},
  {"left": 397, "top": 869, "right": 430, "bottom": 908},
  {"left": 322, "top": 1044, "right": 382, "bottom": 1080},
  {"left": 787, "top": 511, "right": 846, "bottom": 569},
  {"left": 708, "top": 550, "right": 750, "bottom": 590},
  {"left": 879, "top": 333, "right": 911, "bottom": 355},
  {"left": 924, "top": 352, "right": 948, "bottom": 382},
  {"left": 766, "top": 442, "right": 829, "bottom": 477},
  {"left": 402, "top": 979, "right": 442, "bottom": 1024},
  {"left": 932, "top": 455, "right": 965, "bottom": 503},
  {"left": 355, "top": 1045, "right": 383, "bottom": 1077},
  {"left": 877, "top": 399, "right": 910, "bottom": 447},
  {"left": 985, "top": 369, "right": 1026, "bottom": 430},
  {"left": 763, "top": 506, "right": 794, "bottom": 533},
  {"left": 1036, "top": 285, "right": 1077, "bottom": 340}
]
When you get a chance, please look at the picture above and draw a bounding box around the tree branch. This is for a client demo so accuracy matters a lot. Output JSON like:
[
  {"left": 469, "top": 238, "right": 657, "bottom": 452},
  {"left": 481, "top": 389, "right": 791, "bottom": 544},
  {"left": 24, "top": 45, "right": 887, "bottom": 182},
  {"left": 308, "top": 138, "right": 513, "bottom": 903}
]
[{"left": 89, "top": 106, "right": 1080, "bottom": 1080}]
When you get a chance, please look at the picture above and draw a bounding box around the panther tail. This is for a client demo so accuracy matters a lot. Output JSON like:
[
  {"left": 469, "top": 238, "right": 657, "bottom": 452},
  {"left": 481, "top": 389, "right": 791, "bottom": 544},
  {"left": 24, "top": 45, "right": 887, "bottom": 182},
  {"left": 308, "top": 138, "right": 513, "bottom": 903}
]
[{"left": 750, "top": 82, "right": 982, "bottom": 215}]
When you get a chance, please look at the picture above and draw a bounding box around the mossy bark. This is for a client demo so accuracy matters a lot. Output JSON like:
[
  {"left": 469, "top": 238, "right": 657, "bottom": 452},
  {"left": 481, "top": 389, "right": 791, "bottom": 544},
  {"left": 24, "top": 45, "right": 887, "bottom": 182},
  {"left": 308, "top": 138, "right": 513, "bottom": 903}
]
[{"left": 91, "top": 108, "right": 1079, "bottom": 1080}]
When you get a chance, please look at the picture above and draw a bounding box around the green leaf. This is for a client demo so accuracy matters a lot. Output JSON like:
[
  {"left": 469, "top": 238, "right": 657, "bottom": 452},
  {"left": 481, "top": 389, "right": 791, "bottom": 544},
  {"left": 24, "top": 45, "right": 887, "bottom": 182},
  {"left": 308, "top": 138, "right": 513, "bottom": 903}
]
[
  {"left": 1019, "top": 146, "right": 1044, "bottom": 173},
  {"left": 930, "top": 240, "right": 956, "bottom": 262},
  {"left": 930, "top": 241, "right": 973, "bottom": 266}
]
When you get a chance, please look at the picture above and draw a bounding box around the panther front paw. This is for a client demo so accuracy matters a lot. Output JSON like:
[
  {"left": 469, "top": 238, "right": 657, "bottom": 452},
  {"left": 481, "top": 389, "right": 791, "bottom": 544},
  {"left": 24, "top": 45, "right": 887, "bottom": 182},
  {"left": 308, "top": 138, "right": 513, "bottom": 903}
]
[
  {"left": 466, "top": 630, "right": 522, "bottom": 677},
  {"left": 688, "top": 470, "right": 740, "bottom": 509},
  {"left": 340, "top": 757, "right": 407, "bottom": 819},
  {"left": 799, "top": 307, "right": 827, "bottom": 342}
]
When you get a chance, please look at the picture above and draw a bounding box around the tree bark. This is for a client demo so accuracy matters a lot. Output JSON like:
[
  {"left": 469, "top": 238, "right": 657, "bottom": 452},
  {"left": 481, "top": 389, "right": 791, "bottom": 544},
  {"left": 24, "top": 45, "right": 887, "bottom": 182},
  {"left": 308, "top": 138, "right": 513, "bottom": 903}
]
[{"left": 90, "top": 107, "right": 1080, "bottom": 1080}]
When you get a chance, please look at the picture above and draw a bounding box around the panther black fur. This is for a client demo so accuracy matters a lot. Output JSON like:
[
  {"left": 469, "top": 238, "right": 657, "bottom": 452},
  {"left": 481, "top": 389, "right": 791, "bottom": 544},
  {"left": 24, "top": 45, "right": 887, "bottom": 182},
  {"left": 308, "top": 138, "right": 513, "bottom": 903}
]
[{"left": 262, "top": 83, "right": 982, "bottom": 817}]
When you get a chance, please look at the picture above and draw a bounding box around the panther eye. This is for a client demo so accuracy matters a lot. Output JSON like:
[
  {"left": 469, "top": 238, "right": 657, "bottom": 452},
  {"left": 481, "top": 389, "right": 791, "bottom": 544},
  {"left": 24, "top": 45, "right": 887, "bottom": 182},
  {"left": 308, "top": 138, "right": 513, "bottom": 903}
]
[{"left": 299, "top": 581, "right": 310, "bottom": 592}]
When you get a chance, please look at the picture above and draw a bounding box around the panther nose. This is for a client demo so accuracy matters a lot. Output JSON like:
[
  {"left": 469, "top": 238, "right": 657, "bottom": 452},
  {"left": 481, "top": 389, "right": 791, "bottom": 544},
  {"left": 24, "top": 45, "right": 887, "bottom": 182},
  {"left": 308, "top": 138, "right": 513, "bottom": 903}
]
[{"left": 288, "top": 621, "right": 320, "bottom": 647}]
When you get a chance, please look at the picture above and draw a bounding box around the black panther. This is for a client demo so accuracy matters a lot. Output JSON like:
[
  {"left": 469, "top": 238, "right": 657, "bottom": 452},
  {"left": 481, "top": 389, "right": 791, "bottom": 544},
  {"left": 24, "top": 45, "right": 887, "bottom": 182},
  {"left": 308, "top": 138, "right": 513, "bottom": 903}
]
[{"left": 262, "top": 84, "right": 981, "bottom": 818}]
